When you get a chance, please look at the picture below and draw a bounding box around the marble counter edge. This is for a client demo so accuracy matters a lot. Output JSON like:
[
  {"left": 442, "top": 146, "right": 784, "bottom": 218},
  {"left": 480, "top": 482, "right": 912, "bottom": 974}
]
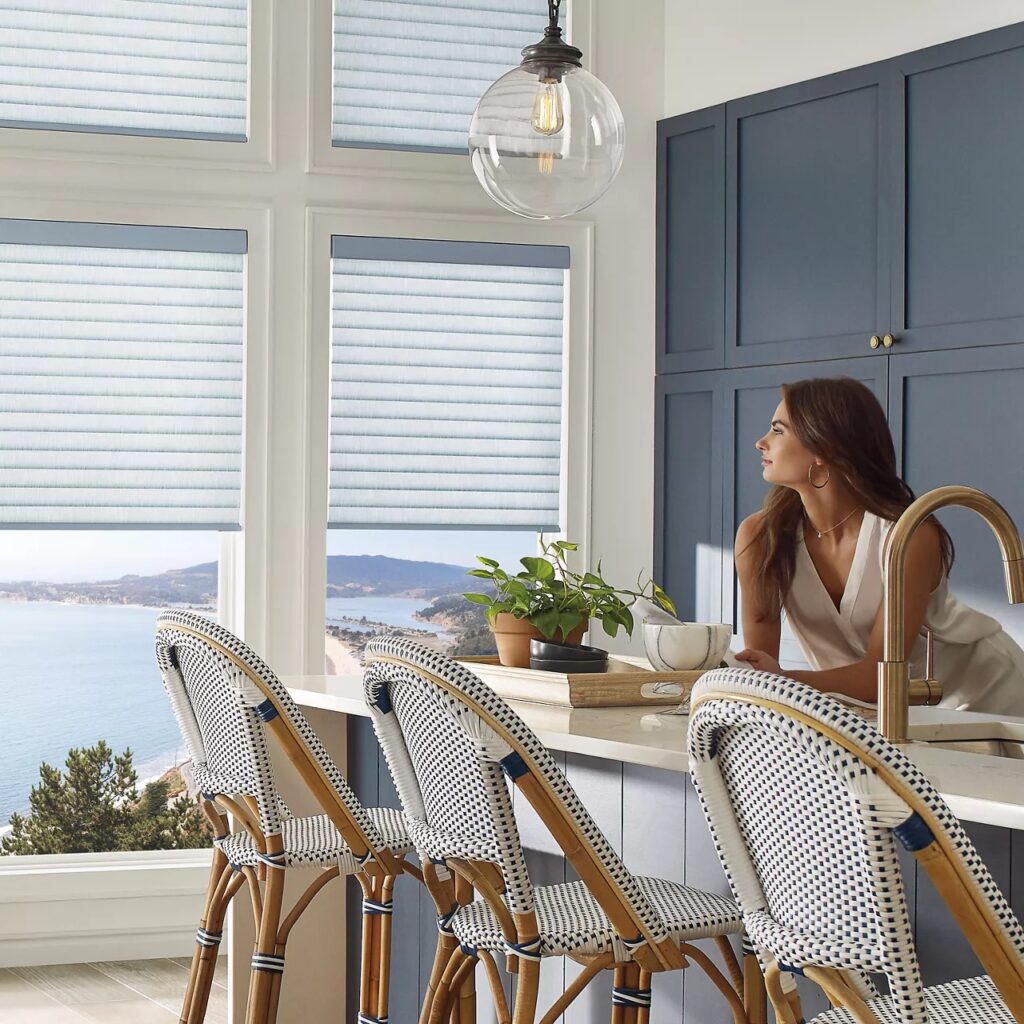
[{"left": 284, "top": 675, "right": 1024, "bottom": 831}]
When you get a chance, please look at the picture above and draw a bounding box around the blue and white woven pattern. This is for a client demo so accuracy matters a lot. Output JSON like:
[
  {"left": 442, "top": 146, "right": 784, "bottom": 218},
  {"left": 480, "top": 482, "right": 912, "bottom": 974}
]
[
  {"left": 216, "top": 807, "right": 409, "bottom": 870},
  {"left": 687, "top": 667, "right": 1024, "bottom": 1024},
  {"left": 452, "top": 875, "right": 741, "bottom": 959},
  {"left": 363, "top": 636, "right": 744, "bottom": 960},
  {"left": 812, "top": 974, "right": 1016, "bottom": 1023},
  {"left": 155, "top": 610, "right": 404, "bottom": 868}
]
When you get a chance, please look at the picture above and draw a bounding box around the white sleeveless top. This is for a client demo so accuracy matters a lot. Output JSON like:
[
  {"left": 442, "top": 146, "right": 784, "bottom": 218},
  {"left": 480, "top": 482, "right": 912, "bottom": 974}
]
[{"left": 784, "top": 510, "right": 1024, "bottom": 716}]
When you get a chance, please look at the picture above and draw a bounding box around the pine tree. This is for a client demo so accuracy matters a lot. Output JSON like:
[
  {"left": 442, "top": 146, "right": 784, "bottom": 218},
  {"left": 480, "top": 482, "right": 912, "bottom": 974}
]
[{"left": 1, "top": 741, "right": 211, "bottom": 855}]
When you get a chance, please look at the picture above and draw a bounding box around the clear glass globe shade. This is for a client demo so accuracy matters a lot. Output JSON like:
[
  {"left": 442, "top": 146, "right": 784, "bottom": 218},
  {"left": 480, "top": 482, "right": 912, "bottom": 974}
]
[{"left": 469, "top": 64, "right": 626, "bottom": 220}]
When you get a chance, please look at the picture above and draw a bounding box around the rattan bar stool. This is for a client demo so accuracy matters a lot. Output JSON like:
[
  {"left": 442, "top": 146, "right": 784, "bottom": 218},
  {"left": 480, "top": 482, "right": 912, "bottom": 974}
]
[
  {"left": 688, "top": 666, "right": 1024, "bottom": 1024},
  {"left": 362, "top": 636, "right": 761, "bottom": 1024},
  {"left": 155, "top": 610, "right": 417, "bottom": 1024}
]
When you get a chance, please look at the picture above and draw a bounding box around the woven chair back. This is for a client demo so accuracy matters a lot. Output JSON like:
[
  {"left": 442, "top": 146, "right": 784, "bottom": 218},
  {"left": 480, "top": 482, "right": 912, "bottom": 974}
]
[
  {"left": 363, "top": 636, "right": 671, "bottom": 952},
  {"left": 688, "top": 667, "right": 1024, "bottom": 1023},
  {"left": 155, "top": 609, "right": 383, "bottom": 855}
]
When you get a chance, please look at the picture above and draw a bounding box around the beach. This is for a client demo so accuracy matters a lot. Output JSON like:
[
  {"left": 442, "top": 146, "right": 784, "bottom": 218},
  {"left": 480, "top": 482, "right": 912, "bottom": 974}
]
[{"left": 325, "top": 632, "right": 363, "bottom": 675}]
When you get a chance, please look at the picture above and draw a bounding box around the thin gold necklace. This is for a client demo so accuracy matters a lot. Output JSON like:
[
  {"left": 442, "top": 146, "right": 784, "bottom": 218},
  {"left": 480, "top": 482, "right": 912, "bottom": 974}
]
[{"left": 805, "top": 506, "right": 861, "bottom": 540}]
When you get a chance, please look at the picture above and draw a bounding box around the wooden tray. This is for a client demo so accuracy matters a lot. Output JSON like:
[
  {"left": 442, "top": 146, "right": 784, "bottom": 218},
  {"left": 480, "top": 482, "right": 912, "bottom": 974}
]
[{"left": 456, "top": 655, "right": 705, "bottom": 708}]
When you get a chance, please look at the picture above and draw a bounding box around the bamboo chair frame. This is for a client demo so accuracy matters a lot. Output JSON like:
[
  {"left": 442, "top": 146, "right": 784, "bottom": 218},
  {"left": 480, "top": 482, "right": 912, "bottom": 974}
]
[
  {"left": 158, "top": 620, "right": 414, "bottom": 1024},
  {"left": 366, "top": 649, "right": 764, "bottom": 1024},
  {"left": 691, "top": 686, "right": 1024, "bottom": 1024}
]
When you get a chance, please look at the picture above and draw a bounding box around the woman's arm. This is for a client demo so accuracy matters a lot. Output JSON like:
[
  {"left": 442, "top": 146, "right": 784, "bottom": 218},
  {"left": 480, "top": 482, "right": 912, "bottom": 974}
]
[
  {"left": 734, "top": 512, "right": 781, "bottom": 659},
  {"left": 785, "top": 521, "right": 945, "bottom": 701}
]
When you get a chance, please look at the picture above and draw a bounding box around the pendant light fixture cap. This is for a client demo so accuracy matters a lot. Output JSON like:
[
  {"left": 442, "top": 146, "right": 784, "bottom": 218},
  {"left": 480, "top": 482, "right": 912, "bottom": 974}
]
[{"left": 520, "top": 24, "right": 583, "bottom": 78}]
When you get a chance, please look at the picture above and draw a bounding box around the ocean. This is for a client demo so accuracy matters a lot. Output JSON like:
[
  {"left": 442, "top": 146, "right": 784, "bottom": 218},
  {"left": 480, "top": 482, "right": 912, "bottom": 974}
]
[
  {"left": 0, "top": 596, "right": 445, "bottom": 827},
  {"left": 325, "top": 594, "right": 445, "bottom": 633}
]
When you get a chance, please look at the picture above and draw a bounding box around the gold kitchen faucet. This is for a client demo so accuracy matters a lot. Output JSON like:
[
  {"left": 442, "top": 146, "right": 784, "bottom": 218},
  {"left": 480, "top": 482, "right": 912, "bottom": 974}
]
[{"left": 878, "top": 485, "right": 1024, "bottom": 742}]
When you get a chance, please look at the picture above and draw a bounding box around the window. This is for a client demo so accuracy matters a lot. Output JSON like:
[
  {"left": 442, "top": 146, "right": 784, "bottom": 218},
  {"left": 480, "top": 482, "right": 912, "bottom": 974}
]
[
  {"left": 0, "top": 0, "right": 248, "bottom": 141},
  {"left": 331, "top": 0, "right": 565, "bottom": 153},
  {"left": 0, "top": 218, "right": 245, "bottom": 855},
  {"left": 325, "top": 233, "right": 570, "bottom": 669},
  {"left": 0, "top": 219, "right": 245, "bottom": 528},
  {"left": 0, "top": 531, "right": 220, "bottom": 855}
]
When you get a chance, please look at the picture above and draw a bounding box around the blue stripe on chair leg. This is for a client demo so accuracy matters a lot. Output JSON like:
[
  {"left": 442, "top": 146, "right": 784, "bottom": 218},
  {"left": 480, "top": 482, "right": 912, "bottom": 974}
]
[
  {"left": 612, "top": 986, "right": 653, "bottom": 1008},
  {"left": 196, "top": 928, "right": 223, "bottom": 948},
  {"left": 250, "top": 952, "right": 285, "bottom": 974}
]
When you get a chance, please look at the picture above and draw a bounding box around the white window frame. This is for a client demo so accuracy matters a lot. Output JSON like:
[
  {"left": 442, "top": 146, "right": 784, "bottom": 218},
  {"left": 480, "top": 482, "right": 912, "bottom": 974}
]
[
  {"left": 0, "top": 0, "right": 597, "bottom": 979},
  {"left": 0, "top": 0, "right": 274, "bottom": 172},
  {"left": 307, "top": 0, "right": 595, "bottom": 180},
  {"left": 304, "top": 208, "right": 594, "bottom": 673},
  {"left": 0, "top": 192, "right": 271, "bottom": 966}
]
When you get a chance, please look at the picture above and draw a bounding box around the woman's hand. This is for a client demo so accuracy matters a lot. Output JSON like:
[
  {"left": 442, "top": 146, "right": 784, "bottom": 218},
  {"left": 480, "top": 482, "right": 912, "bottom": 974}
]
[{"left": 734, "top": 649, "right": 782, "bottom": 674}]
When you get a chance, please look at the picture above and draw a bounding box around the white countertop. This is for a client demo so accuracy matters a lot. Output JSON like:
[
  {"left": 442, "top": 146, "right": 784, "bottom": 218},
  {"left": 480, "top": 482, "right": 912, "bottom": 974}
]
[{"left": 285, "top": 674, "right": 1024, "bottom": 831}]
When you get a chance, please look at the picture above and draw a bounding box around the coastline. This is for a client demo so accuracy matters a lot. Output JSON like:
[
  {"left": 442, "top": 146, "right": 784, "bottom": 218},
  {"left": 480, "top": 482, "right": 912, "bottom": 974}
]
[{"left": 325, "top": 632, "right": 362, "bottom": 675}]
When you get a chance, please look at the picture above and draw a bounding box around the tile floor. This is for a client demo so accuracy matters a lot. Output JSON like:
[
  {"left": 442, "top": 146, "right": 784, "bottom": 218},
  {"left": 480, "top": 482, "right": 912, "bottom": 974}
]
[{"left": 0, "top": 956, "right": 227, "bottom": 1023}]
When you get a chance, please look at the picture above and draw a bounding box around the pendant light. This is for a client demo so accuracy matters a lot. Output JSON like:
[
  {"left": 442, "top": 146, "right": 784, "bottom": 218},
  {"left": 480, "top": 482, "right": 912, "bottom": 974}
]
[{"left": 469, "top": 0, "right": 625, "bottom": 220}]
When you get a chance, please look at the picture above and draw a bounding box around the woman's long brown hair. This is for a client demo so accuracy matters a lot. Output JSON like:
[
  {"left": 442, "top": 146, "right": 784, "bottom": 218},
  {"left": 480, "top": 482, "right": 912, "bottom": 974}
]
[{"left": 748, "top": 377, "right": 954, "bottom": 615}]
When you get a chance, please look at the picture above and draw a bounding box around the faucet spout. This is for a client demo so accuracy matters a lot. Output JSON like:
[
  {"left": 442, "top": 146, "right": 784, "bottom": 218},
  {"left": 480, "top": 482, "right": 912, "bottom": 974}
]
[{"left": 879, "top": 485, "right": 1024, "bottom": 741}]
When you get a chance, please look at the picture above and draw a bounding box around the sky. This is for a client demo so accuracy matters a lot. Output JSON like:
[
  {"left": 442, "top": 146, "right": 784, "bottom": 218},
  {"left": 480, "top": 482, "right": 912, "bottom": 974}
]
[{"left": 0, "top": 529, "right": 538, "bottom": 583}]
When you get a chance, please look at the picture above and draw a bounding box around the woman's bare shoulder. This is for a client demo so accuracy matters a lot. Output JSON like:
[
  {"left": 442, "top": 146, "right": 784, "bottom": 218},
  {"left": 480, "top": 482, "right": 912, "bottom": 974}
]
[{"left": 735, "top": 510, "right": 766, "bottom": 557}]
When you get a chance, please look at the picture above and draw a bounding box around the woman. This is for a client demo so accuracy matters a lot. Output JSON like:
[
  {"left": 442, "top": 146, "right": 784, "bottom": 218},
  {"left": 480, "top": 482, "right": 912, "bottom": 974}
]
[{"left": 734, "top": 376, "right": 1024, "bottom": 716}]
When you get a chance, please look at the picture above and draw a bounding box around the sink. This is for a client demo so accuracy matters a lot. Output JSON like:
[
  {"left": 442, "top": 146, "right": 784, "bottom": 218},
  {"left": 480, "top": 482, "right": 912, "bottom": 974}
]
[
  {"left": 915, "top": 738, "right": 1024, "bottom": 759},
  {"left": 908, "top": 720, "right": 1024, "bottom": 761}
]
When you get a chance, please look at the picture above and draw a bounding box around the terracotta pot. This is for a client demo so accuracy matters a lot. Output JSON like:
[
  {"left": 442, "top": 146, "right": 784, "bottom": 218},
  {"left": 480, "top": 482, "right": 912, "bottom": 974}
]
[{"left": 491, "top": 612, "right": 588, "bottom": 668}]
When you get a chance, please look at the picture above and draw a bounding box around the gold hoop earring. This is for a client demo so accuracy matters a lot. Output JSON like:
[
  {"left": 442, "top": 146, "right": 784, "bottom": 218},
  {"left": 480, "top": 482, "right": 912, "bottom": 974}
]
[{"left": 808, "top": 464, "right": 830, "bottom": 489}]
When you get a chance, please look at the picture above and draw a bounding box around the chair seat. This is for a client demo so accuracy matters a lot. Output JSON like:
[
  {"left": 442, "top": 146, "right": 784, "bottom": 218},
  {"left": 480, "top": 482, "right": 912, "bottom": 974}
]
[
  {"left": 453, "top": 875, "right": 742, "bottom": 958},
  {"left": 811, "top": 975, "right": 1013, "bottom": 1024},
  {"left": 216, "top": 806, "right": 412, "bottom": 870}
]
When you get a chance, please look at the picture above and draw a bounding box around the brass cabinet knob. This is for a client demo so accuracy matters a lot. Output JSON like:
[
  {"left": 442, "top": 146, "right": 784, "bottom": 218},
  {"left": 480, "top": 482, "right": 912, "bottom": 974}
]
[
  {"left": 869, "top": 335, "right": 881, "bottom": 349},
  {"left": 882, "top": 333, "right": 897, "bottom": 348}
]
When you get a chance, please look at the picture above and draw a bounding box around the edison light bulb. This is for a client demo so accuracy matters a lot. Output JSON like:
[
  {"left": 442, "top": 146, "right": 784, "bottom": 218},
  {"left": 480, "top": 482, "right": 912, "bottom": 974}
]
[{"left": 530, "top": 78, "right": 563, "bottom": 135}]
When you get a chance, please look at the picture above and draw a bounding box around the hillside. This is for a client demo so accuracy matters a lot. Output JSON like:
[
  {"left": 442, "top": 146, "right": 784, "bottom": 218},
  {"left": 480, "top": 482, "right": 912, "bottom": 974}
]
[
  {"left": 0, "top": 562, "right": 218, "bottom": 607},
  {"left": 0, "top": 554, "right": 471, "bottom": 607},
  {"left": 325, "top": 554, "right": 469, "bottom": 596}
]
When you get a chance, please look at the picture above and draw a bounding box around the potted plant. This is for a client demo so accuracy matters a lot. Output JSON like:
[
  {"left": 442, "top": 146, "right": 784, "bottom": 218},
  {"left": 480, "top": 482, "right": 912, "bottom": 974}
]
[{"left": 463, "top": 539, "right": 676, "bottom": 667}]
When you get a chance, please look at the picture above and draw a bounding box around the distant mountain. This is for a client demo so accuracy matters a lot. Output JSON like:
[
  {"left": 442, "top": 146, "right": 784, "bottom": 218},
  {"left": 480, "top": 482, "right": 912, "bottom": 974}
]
[
  {"left": 0, "top": 554, "right": 471, "bottom": 607},
  {"left": 0, "top": 561, "right": 217, "bottom": 607},
  {"left": 326, "top": 554, "right": 469, "bottom": 596}
]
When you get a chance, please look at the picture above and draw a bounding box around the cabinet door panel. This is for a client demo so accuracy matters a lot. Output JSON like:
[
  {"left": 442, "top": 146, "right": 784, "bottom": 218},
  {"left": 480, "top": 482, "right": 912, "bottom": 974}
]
[
  {"left": 889, "top": 344, "right": 1024, "bottom": 646},
  {"left": 722, "top": 358, "right": 889, "bottom": 645},
  {"left": 726, "top": 67, "right": 891, "bottom": 367},
  {"left": 891, "top": 24, "right": 1024, "bottom": 353},
  {"left": 655, "top": 372, "right": 723, "bottom": 622},
  {"left": 657, "top": 106, "right": 726, "bottom": 373}
]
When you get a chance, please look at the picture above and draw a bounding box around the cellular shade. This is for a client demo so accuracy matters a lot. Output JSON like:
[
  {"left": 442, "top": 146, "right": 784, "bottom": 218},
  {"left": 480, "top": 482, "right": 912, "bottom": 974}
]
[
  {"left": 0, "top": 219, "right": 246, "bottom": 528},
  {"left": 329, "top": 235, "right": 568, "bottom": 530},
  {"left": 0, "top": 0, "right": 248, "bottom": 140},
  {"left": 331, "top": 0, "right": 561, "bottom": 152}
]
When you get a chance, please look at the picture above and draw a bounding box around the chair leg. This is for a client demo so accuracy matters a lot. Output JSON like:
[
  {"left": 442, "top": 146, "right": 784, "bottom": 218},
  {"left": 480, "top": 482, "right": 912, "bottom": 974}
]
[
  {"left": 359, "top": 878, "right": 380, "bottom": 1023},
  {"left": 357, "top": 873, "right": 396, "bottom": 1024},
  {"left": 743, "top": 951, "right": 768, "bottom": 1024},
  {"left": 181, "top": 853, "right": 239, "bottom": 1024},
  {"left": 454, "top": 873, "right": 476, "bottom": 1024},
  {"left": 375, "top": 876, "right": 396, "bottom": 1024},
  {"left": 763, "top": 961, "right": 801, "bottom": 1024},
  {"left": 611, "top": 961, "right": 643, "bottom": 1024},
  {"left": 636, "top": 970, "right": 651, "bottom": 1024},
  {"left": 510, "top": 958, "right": 540, "bottom": 1024},
  {"left": 246, "top": 857, "right": 286, "bottom": 1024},
  {"left": 427, "top": 949, "right": 473, "bottom": 1024},
  {"left": 421, "top": 935, "right": 459, "bottom": 1024}
]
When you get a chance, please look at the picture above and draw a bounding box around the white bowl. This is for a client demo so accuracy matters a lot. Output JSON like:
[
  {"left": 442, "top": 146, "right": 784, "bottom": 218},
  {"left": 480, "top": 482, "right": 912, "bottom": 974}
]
[{"left": 642, "top": 622, "right": 732, "bottom": 672}]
